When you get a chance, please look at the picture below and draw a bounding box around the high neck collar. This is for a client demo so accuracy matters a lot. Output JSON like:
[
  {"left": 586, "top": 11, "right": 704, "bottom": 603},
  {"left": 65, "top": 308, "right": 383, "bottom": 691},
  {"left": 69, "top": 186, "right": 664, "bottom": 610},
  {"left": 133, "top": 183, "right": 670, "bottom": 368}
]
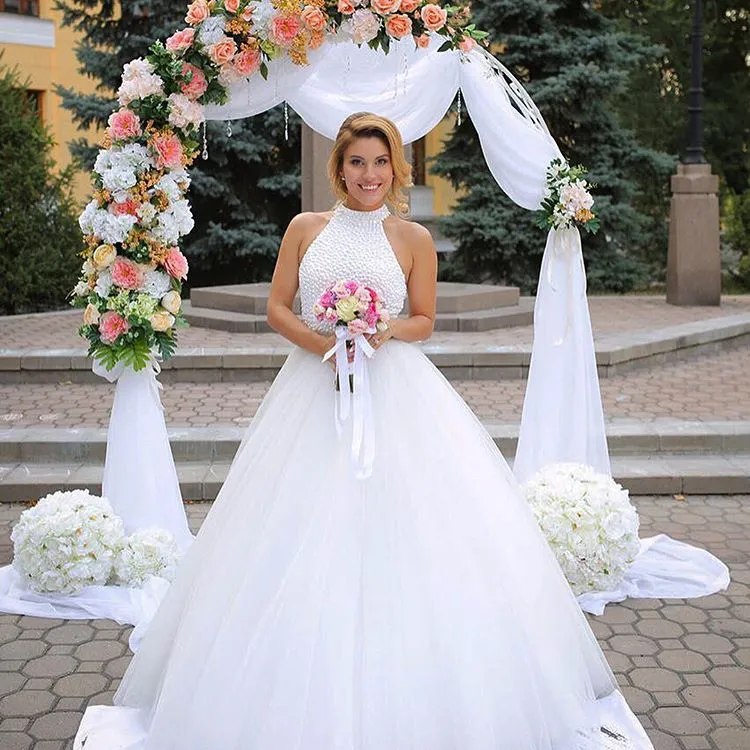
[{"left": 335, "top": 203, "right": 390, "bottom": 223}]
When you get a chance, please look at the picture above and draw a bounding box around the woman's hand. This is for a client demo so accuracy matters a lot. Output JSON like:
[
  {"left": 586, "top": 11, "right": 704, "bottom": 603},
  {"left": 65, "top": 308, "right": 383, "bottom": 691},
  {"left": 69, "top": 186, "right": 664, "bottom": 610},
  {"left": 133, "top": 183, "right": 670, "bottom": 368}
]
[{"left": 366, "top": 321, "right": 395, "bottom": 351}]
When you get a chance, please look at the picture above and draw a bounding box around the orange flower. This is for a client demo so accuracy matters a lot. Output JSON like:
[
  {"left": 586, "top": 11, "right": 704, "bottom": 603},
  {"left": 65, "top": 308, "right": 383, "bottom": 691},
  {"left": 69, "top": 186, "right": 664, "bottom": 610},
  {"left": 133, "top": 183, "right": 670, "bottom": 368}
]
[
  {"left": 372, "top": 0, "right": 401, "bottom": 14},
  {"left": 385, "top": 13, "right": 412, "bottom": 38},
  {"left": 301, "top": 5, "right": 327, "bottom": 32},
  {"left": 414, "top": 33, "right": 430, "bottom": 48},
  {"left": 185, "top": 0, "right": 210, "bottom": 25},
  {"left": 400, "top": 0, "right": 419, "bottom": 11},
  {"left": 420, "top": 3, "right": 447, "bottom": 32},
  {"left": 209, "top": 37, "right": 238, "bottom": 66},
  {"left": 575, "top": 208, "right": 594, "bottom": 223},
  {"left": 337, "top": 0, "right": 355, "bottom": 14}
]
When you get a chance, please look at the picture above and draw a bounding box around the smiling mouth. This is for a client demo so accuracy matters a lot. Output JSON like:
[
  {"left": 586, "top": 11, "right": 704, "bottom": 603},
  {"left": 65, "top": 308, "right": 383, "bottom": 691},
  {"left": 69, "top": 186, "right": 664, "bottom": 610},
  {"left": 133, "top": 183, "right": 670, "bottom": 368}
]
[{"left": 359, "top": 184, "right": 382, "bottom": 192}]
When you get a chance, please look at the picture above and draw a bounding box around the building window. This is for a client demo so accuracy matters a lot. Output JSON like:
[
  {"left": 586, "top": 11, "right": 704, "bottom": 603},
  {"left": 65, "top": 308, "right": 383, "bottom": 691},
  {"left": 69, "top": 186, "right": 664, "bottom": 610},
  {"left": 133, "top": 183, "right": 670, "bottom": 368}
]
[
  {"left": 412, "top": 137, "right": 427, "bottom": 186},
  {"left": 0, "top": 0, "right": 41, "bottom": 16},
  {"left": 23, "top": 89, "right": 44, "bottom": 122}
]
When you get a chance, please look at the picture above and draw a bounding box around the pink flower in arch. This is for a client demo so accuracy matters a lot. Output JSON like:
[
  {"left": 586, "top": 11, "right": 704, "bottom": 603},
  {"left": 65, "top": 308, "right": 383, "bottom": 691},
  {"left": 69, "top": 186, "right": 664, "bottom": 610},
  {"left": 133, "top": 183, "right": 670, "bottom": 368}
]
[
  {"left": 99, "top": 311, "right": 131, "bottom": 344},
  {"left": 151, "top": 133, "right": 184, "bottom": 170},
  {"left": 180, "top": 63, "right": 208, "bottom": 100},
  {"left": 111, "top": 257, "right": 145, "bottom": 290},
  {"left": 164, "top": 247, "right": 189, "bottom": 280},
  {"left": 208, "top": 37, "right": 238, "bottom": 66},
  {"left": 107, "top": 109, "right": 142, "bottom": 141},
  {"left": 166, "top": 28, "right": 195, "bottom": 53},
  {"left": 111, "top": 198, "right": 140, "bottom": 217},
  {"left": 234, "top": 47, "right": 261, "bottom": 76},
  {"left": 270, "top": 14, "right": 302, "bottom": 47}
]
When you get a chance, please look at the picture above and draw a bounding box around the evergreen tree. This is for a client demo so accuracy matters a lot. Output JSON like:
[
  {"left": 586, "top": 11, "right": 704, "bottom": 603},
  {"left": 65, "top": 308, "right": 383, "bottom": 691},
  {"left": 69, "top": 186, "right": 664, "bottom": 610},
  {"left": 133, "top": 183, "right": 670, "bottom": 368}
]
[
  {"left": 55, "top": 0, "right": 301, "bottom": 287},
  {"left": 0, "top": 59, "right": 81, "bottom": 314},
  {"left": 432, "top": 0, "right": 675, "bottom": 293}
]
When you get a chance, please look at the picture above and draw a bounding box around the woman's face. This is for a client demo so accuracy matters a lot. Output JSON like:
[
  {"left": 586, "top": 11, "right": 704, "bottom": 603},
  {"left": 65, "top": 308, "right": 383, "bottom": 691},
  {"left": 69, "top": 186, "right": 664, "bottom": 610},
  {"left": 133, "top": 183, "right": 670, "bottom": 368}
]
[{"left": 340, "top": 136, "right": 394, "bottom": 211}]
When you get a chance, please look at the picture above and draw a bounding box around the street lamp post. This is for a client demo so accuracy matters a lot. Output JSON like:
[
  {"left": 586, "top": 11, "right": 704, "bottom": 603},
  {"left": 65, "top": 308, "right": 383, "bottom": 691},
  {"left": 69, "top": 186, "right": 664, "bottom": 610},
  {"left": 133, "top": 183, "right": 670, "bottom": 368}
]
[{"left": 666, "top": 0, "right": 720, "bottom": 306}]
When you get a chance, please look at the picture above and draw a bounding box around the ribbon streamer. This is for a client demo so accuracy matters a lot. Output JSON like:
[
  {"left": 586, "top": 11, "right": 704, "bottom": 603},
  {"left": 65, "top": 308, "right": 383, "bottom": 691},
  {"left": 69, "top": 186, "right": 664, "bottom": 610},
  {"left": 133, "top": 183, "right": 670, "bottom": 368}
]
[
  {"left": 93, "top": 353, "right": 165, "bottom": 412},
  {"left": 323, "top": 327, "right": 377, "bottom": 479}
]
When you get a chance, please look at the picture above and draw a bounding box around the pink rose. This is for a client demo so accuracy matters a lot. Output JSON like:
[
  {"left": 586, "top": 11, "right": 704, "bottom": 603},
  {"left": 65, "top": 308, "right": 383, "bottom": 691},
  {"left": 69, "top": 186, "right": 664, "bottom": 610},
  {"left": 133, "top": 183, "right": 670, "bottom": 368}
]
[
  {"left": 372, "top": 0, "right": 401, "bottom": 14},
  {"left": 400, "top": 0, "right": 419, "bottom": 11},
  {"left": 166, "top": 28, "right": 195, "bottom": 53},
  {"left": 459, "top": 36, "right": 475, "bottom": 53},
  {"left": 385, "top": 13, "right": 412, "bottom": 38},
  {"left": 414, "top": 33, "right": 430, "bottom": 48},
  {"left": 111, "top": 198, "right": 140, "bottom": 217},
  {"left": 185, "top": 0, "right": 210, "bottom": 26},
  {"left": 344, "top": 280, "right": 359, "bottom": 294},
  {"left": 99, "top": 311, "right": 130, "bottom": 344},
  {"left": 301, "top": 5, "right": 327, "bottom": 32},
  {"left": 324, "top": 307, "right": 338, "bottom": 322},
  {"left": 364, "top": 305, "right": 378, "bottom": 328},
  {"left": 164, "top": 247, "right": 189, "bottom": 280},
  {"left": 180, "top": 63, "right": 208, "bottom": 100},
  {"left": 107, "top": 108, "right": 142, "bottom": 141},
  {"left": 209, "top": 37, "right": 237, "bottom": 66},
  {"left": 224, "top": 0, "right": 239, "bottom": 12},
  {"left": 151, "top": 133, "right": 184, "bottom": 170},
  {"left": 234, "top": 47, "right": 261, "bottom": 76},
  {"left": 270, "top": 14, "right": 301, "bottom": 47},
  {"left": 111, "top": 257, "right": 144, "bottom": 290},
  {"left": 320, "top": 290, "right": 335, "bottom": 308},
  {"left": 348, "top": 318, "right": 368, "bottom": 336},
  {"left": 420, "top": 3, "right": 447, "bottom": 32},
  {"left": 337, "top": 0, "right": 355, "bottom": 14}
]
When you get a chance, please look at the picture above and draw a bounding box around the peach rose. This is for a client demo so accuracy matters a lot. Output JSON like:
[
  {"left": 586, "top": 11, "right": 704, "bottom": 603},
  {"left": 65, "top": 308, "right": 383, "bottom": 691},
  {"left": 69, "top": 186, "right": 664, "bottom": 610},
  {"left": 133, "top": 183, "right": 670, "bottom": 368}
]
[
  {"left": 414, "top": 33, "right": 430, "bottom": 48},
  {"left": 164, "top": 247, "right": 189, "bottom": 280},
  {"left": 420, "top": 3, "right": 447, "bottom": 32},
  {"left": 99, "top": 311, "right": 130, "bottom": 344},
  {"left": 400, "top": 0, "right": 419, "bottom": 12},
  {"left": 385, "top": 13, "right": 412, "bottom": 38},
  {"left": 301, "top": 5, "right": 327, "bottom": 32},
  {"left": 270, "top": 14, "right": 302, "bottom": 46},
  {"left": 92, "top": 244, "right": 117, "bottom": 269},
  {"left": 151, "top": 133, "right": 184, "bottom": 170},
  {"left": 185, "top": 0, "right": 210, "bottom": 26},
  {"left": 166, "top": 28, "right": 195, "bottom": 53},
  {"left": 224, "top": 0, "right": 239, "bottom": 12},
  {"left": 372, "top": 0, "right": 401, "bottom": 15},
  {"left": 234, "top": 46, "right": 261, "bottom": 76},
  {"left": 459, "top": 36, "right": 475, "bottom": 53},
  {"left": 241, "top": 5, "right": 254, "bottom": 21},
  {"left": 149, "top": 310, "right": 176, "bottom": 332},
  {"left": 161, "top": 290, "right": 182, "bottom": 315},
  {"left": 111, "top": 257, "right": 144, "bottom": 290},
  {"left": 107, "top": 108, "right": 142, "bottom": 141},
  {"left": 111, "top": 198, "right": 140, "bottom": 217},
  {"left": 83, "top": 303, "right": 101, "bottom": 326},
  {"left": 209, "top": 37, "right": 237, "bottom": 66},
  {"left": 337, "top": 0, "right": 355, "bottom": 15},
  {"left": 180, "top": 63, "right": 208, "bottom": 99}
]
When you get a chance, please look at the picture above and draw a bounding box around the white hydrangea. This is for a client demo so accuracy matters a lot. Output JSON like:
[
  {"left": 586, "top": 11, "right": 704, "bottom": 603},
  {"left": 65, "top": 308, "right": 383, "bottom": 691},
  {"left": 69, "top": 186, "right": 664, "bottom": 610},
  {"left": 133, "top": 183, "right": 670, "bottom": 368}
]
[
  {"left": 101, "top": 167, "right": 137, "bottom": 194},
  {"left": 78, "top": 200, "right": 99, "bottom": 235},
  {"left": 11, "top": 490, "right": 125, "bottom": 595},
  {"left": 73, "top": 281, "right": 90, "bottom": 297},
  {"left": 167, "top": 93, "right": 205, "bottom": 130},
  {"left": 198, "top": 15, "right": 227, "bottom": 46},
  {"left": 118, "top": 58, "right": 165, "bottom": 106},
  {"left": 522, "top": 463, "right": 641, "bottom": 596},
  {"left": 150, "top": 199, "right": 194, "bottom": 245},
  {"left": 247, "top": 0, "right": 276, "bottom": 39},
  {"left": 140, "top": 269, "right": 172, "bottom": 299},
  {"left": 155, "top": 169, "right": 190, "bottom": 202},
  {"left": 114, "top": 528, "right": 181, "bottom": 587},
  {"left": 95, "top": 269, "right": 114, "bottom": 298},
  {"left": 91, "top": 210, "right": 137, "bottom": 245},
  {"left": 136, "top": 202, "right": 158, "bottom": 226}
]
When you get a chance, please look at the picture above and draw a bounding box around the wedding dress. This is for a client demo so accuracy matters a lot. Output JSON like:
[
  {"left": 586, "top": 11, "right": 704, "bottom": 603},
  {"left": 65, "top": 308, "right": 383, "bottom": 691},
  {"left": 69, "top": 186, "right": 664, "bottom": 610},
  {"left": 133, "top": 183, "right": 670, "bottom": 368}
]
[{"left": 74, "top": 203, "right": 652, "bottom": 749}]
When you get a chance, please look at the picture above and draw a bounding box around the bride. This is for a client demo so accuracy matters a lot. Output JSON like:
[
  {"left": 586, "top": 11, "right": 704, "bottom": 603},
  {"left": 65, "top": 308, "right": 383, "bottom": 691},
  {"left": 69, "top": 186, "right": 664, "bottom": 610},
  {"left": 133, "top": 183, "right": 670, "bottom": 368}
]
[{"left": 75, "top": 112, "right": 648, "bottom": 749}]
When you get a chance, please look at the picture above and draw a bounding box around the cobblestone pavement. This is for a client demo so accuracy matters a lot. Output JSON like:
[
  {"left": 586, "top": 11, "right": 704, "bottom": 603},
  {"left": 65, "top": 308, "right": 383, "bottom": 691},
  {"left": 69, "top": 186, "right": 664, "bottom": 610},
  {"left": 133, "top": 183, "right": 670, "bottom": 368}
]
[
  {"left": 1, "top": 345, "right": 749, "bottom": 428},
  {"left": 2, "top": 296, "right": 750, "bottom": 351},
  {"left": 0, "top": 496, "right": 748, "bottom": 750}
]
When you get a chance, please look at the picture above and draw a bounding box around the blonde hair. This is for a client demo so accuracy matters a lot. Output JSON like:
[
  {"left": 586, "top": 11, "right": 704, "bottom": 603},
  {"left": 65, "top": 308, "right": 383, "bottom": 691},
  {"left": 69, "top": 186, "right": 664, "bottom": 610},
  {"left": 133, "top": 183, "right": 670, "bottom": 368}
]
[{"left": 327, "top": 112, "right": 412, "bottom": 217}]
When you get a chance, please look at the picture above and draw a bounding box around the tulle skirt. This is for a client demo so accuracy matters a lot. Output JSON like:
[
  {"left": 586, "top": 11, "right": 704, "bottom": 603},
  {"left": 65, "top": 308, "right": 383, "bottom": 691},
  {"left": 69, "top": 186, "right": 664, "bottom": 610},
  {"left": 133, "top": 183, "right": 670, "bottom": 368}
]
[{"left": 78, "top": 342, "right": 633, "bottom": 750}]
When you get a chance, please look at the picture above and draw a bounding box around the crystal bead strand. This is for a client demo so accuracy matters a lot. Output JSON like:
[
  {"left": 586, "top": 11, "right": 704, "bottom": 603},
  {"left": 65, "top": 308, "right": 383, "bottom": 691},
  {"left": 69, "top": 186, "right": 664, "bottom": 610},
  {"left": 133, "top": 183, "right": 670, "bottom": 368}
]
[{"left": 202, "top": 120, "right": 208, "bottom": 160}]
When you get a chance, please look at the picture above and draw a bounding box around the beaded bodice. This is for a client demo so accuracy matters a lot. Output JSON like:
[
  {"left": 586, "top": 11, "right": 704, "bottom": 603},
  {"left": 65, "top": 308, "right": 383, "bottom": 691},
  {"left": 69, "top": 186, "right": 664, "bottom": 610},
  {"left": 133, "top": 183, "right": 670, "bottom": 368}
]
[{"left": 299, "top": 204, "right": 408, "bottom": 333}]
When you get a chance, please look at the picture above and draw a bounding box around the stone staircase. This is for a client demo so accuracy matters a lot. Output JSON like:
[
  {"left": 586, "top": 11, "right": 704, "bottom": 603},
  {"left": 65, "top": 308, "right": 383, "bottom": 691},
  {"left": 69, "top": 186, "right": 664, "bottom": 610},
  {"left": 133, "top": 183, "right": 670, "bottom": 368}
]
[
  {"left": 2, "top": 420, "right": 749, "bottom": 502},
  {"left": 183, "top": 281, "right": 534, "bottom": 333}
]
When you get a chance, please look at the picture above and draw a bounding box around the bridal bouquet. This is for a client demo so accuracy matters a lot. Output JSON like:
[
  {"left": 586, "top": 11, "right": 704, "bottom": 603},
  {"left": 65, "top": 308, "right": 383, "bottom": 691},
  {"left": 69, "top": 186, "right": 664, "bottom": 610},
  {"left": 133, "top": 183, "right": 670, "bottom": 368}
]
[
  {"left": 536, "top": 158, "right": 600, "bottom": 234},
  {"left": 11, "top": 490, "right": 182, "bottom": 594},
  {"left": 522, "top": 463, "right": 640, "bottom": 596}
]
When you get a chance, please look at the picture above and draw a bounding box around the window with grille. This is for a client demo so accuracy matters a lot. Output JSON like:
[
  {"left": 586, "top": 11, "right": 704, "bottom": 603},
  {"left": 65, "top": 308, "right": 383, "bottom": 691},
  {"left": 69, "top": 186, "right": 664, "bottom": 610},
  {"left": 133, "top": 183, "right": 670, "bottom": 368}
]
[
  {"left": 0, "top": 0, "right": 41, "bottom": 16},
  {"left": 412, "top": 137, "right": 427, "bottom": 186}
]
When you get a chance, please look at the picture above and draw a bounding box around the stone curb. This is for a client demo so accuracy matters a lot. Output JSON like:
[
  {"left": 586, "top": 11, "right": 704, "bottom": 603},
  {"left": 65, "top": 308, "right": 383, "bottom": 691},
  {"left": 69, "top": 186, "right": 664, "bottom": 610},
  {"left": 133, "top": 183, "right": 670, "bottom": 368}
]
[{"left": 2, "top": 313, "right": 749, "bottom": 382}]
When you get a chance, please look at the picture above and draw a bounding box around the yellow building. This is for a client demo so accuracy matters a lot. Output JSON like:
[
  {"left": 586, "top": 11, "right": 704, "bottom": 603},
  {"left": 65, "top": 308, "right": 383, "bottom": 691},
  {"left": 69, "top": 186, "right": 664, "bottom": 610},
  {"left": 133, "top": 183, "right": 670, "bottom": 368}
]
[{"left": 0, "top": 0, "right": 97, "bottom": 202}]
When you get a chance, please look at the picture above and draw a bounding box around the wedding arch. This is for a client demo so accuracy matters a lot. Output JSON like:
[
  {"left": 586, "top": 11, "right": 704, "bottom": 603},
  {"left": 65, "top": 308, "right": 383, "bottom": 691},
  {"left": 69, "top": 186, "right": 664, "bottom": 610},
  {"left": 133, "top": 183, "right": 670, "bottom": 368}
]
[{"left": 71, "top": 0, "right": 609, "bottom": 497}]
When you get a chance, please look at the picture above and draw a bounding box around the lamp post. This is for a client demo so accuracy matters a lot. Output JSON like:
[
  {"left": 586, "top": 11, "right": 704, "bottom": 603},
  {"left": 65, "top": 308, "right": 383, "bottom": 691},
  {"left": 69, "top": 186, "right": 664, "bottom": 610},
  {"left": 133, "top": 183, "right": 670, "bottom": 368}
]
[{"left": 666, "top": 0, "right": 720, "bottom": 306}]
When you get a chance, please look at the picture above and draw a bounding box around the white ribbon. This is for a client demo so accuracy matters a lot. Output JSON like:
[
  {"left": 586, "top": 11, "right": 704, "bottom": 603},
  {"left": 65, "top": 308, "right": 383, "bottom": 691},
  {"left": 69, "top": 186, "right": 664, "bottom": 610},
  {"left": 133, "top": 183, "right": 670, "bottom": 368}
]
[
  {"left": 323, "top": 326, "right": 377, "bottom": 479},
  {"left": 92, "top": 353, "right": 165, "bottom": 412}
]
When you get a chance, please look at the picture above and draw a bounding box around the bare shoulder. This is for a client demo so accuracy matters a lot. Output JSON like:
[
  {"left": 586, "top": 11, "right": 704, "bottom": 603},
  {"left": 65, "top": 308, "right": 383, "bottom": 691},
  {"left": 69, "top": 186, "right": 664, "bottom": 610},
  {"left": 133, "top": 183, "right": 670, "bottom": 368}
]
[
  {"left": 287, "top": 211, "right": 332, "bottom": 235},
  {"left": 389, "top": 216, "right": 436, "bottom": 254}
]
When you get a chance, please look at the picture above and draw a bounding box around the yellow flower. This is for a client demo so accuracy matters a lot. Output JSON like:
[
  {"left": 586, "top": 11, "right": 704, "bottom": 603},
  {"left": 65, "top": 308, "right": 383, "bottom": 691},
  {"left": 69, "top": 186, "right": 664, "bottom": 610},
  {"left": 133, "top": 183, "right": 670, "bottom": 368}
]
[
  {"left": 149, "top": 310, "right": 176, "bottom": 332},
  {"left": 575, "top": 208, "right": 594, "bottom": 223},
  {"left": 92, "top": 244, "right": 117, "bottom": 269},
  {"left": 83, "top": 303, "right": 100, "bottom": 325},
  {"left": 161, "top": 290, "right": 182, "bottom": 315},
  {"left": 335, "top": 296, "right": 360, "bottom": 323}
]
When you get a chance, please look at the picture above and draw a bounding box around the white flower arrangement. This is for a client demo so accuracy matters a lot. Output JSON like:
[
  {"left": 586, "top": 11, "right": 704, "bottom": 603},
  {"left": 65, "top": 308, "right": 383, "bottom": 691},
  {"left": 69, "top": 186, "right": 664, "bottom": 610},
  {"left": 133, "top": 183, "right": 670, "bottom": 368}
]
[
  {"left": 522, "top": 463, "right": 641, "bottom": 596},
  {"left": 11, "top": 490, "right": 125, "bottom": 595},
  {"left": 114, "top": 528, "right": 181, "bottom": 587},
  {"left": 537, "top": 158, "right": 600, "bottom": 234}
]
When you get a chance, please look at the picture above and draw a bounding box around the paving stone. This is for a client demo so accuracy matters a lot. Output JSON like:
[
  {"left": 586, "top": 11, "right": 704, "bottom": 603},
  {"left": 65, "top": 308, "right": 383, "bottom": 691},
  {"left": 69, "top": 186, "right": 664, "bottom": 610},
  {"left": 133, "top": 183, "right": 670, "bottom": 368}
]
[
  {"left": 45, "top": 625, "right": 93, "bottom": 646},
  {"left": 0, "top": 623, "right": 21, "bottom": 644},
  {"left": 24, "top": 679, "right": 53, "bottom": 690},
  {"left": 710, "top": 666, "right": 750, "bottom": 690},
  {"left": 684, "top": 633, "right": 735, "bottom": 654},
  {"left": 0, "top": 689, "right": 55, "bottom": 717},
  {"left": 619, "top": 685, "right": 655, "bottom": 713},
  {"left": 0, "top": 671, "right": 26, "bottom": 697},
  {"left": 0, "top": 733, "right": 33, "bottom": 750},
  {"left": 681, "top": 685, "right": 740, "bottom": 711},
  {"left": 712, "top": 712, "right": 743, "bottom": 727},
  {"left": 644, "top": 728, "right": 681, "bottom": 750},
  {"left": 23, "top": 655, "right": 77, "bottom": 679},
  {"left": 28, "top": 713, "right": 83, "bottom": 741},
  {"left": 608, "top": 635, "right": 659, "bottom": 656},
  {"left": 52, "top": 674, "right": 108, "bottom": 698},
  {"left": 104, "top": 655, "right": 132, "bottom": 679},
  {"left": 0, "top": 640, "right": 47, "bottom": 660},
  {"left": 652, "top": 706, "right": 712, "bottom": 734},
  {"left": 1, "top": 718, "right": 29, "bottom": 731},
  {"left": 681, "top": 737, "right": 711, "bottom": 750},
  {"left": 629, "top": 667, "right": 684, "bottom": 691},
  {"left": 652, "top": 691, "right": 684, "bottom": 707}
]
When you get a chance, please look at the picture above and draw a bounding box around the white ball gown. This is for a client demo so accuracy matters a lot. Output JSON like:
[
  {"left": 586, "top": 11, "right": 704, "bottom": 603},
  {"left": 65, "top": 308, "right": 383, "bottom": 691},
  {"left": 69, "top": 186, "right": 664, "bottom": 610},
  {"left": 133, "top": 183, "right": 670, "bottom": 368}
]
[{"left": 75, "top": 204, "right": 652, "bottom": 749}]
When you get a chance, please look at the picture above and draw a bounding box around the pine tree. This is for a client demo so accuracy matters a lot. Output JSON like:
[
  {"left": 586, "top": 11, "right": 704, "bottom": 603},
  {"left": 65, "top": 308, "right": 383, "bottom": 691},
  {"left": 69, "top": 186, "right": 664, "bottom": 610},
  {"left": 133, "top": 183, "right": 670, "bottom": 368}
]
[
  {"left": 432, "top": 0, "right": 675, "bottom": 293},
  {"left": 0, "top": 59, "right": 81, "bottom": 314},
  {"left": 55, "top": 0, "right": 301, "bottom": 287}
]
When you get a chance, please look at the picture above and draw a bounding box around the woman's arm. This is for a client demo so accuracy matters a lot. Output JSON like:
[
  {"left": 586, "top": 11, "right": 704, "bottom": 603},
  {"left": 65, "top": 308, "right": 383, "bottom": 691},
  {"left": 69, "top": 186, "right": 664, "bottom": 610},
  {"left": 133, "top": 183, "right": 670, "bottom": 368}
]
[
  {"left": 389, "top": 223, "right": 438, "bottom": 343},
  {"left": 266, "top": 214, "right": 334, "bottom": 357}
]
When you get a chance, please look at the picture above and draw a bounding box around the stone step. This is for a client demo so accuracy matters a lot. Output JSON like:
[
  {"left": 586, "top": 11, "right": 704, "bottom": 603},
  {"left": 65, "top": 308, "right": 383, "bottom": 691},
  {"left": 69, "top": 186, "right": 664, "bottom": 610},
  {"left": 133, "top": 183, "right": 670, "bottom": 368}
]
[
  {"left": 1, "top": 453, "right": 749, "bottom": 502},
  {"left": 3, "top": 421, "right": 750, "bottom": 464},
  {"left": 190, "top": 282, "right": 521, "bottom": 316}
]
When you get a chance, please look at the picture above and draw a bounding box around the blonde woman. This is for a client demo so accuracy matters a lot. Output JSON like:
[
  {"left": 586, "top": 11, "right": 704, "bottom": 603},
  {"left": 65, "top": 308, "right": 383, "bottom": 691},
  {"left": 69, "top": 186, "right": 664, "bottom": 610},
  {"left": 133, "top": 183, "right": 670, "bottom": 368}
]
[{"left": 75, "top": 113, "right": 640, "bottom": 749}]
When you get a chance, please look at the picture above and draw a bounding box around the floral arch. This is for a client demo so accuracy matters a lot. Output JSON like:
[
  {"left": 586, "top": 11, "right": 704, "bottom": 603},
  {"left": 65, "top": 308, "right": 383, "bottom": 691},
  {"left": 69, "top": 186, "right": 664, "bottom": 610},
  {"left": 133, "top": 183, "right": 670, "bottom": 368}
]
[{"left": 70, "top": 0, "right": 606, "bottom": 481}]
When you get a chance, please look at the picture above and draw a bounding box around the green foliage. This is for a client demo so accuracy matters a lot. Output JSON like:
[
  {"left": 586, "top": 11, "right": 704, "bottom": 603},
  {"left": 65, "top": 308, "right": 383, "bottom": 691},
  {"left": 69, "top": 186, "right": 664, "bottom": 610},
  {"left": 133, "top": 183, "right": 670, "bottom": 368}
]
[
  {"left": 432, "top": 0, "right": 675, "bottom": 293},
  {"left": 54, "top": 0, "right": 301, "bottom": 287},
  {"left": 723, "top": 188, "right": 750, "bottom": 291},
  {"left": 0, "top": 59, "right": 82, "bottom": 314}
]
